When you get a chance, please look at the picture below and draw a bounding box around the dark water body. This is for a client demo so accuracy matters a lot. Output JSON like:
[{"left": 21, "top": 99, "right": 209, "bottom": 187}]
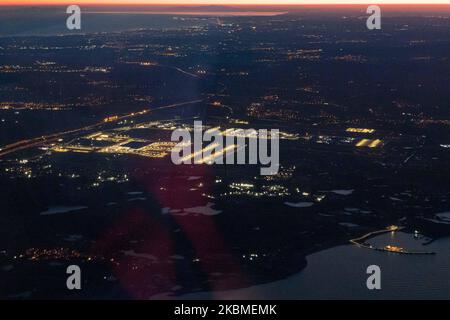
[{"left": 183, "top": 232, "right": 450, "bottom": 299}]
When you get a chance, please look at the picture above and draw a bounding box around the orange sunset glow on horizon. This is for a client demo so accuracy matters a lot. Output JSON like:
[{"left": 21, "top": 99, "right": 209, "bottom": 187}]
[{"left": 2, "top": 0, "right": 450, "bottom": 5}]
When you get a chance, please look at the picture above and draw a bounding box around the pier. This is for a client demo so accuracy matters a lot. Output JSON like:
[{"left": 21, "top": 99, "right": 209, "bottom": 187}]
[{"left": 350, "top": 226, "right": 436, "bottom": 255}]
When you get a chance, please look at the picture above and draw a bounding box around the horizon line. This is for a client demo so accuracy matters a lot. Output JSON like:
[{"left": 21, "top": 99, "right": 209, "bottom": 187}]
[
  {"left": 3, "top": 3, "right": 450, "bottom": 6},
  {"left": 3, "top": 1, "right": 450, "bottom": 7}
]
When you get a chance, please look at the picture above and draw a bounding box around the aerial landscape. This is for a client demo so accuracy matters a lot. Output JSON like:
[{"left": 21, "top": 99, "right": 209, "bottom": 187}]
[{"left": 1, "top": 2, "right": 450, "bottom": 300}]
